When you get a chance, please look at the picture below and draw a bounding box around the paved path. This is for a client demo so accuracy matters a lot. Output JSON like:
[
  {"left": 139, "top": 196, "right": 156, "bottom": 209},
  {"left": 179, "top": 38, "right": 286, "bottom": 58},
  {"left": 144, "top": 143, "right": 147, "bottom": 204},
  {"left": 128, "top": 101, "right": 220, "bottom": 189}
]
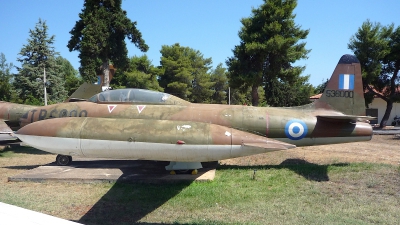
[{"left": 9, "top": 159, "right": 216, "bottom": 183}]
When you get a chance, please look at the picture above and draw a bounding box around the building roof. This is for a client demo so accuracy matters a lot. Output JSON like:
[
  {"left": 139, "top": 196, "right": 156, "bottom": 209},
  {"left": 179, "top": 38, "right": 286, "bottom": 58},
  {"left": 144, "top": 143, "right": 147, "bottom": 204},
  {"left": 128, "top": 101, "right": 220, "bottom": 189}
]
[{"left": 309, "top": 93, "right": 322, "bottom": 99}]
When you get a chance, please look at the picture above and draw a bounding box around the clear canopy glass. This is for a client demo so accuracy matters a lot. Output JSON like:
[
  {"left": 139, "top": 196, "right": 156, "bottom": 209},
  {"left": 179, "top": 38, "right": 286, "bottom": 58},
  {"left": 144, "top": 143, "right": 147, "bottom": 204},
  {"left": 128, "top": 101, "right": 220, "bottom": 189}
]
[{"left": 88, "top": 89, "right": 190, "bottom": 105}]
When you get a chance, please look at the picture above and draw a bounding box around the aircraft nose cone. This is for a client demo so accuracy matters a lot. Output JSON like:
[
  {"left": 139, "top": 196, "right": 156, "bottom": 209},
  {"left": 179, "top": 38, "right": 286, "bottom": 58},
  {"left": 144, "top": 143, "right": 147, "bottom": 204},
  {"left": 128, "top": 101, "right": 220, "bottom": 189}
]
[{"left": 16, "top": 117, "right": 79, "bottom": 137}]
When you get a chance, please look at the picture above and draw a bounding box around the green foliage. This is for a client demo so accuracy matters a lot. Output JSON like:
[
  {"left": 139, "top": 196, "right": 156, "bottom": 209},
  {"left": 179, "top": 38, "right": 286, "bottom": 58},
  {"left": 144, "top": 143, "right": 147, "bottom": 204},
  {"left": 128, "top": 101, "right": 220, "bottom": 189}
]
[
  {"left": 55, "top": 56, "right": 83, "bottom": 96},
  {"left": 111, "top": 55, "right": 163, "bottom": 91},
  {"left": 68, "top": 0, "right": 148, "bottom": 83},
  {"left": 13, "top": 19, "right": 67, "bottom": 105},
  {"left": 210, "top": 63, "right": 229, "bottom": 104},
  {"left": 265, "top": 75, "right": 313, "bottom": 107},
  {"left": 348, "top": 20, "right": 400, "bottom": 127},
  {"left": 159, "top": 43, "right": 215, "bottom": 102},
  {"left": 191, "top": 63, "right": 215, "bottom": 103},
  {"left": 229, "top": 88, "right": 248, "bottom": 105},
  {"left": 227, "top": 0, "right": 310, "bottom": 106},
  {"left": 348, "top": 20, "right": 392, "bottom": 87},
  {"left": 0, "top": 53, "right": 13, "bottom": 101},
  {"left": 229, "top": 86, "right": 266, "bottom": 106},
  {"left": 313, "top": 79, "right": 328, "bottom": 94}
]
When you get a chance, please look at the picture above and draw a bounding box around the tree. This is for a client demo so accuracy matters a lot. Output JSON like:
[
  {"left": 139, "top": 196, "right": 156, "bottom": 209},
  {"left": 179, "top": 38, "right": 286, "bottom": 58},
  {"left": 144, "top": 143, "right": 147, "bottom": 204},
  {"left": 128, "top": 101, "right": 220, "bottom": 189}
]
[
  {"left": 191, "top": 57, "right": 215, "bottom": 103},
  {"left": 227, "top": 86, "right": 266, "bottom": 106},
  {"left": 159, "top": 43, "right": 214, "bottom": 102},
  {"left": 226, "top": 0, "right": 310, "bottom": 106},
  {"left": 111, "top": 55, "right": 163, "bottom": 91},
  {"left": 0, "top": 53, "right": 13, "bottom": 101},
  {"left": 348, "top": 20, "right": 400, "bottom": 127},
  {"left": 68, "top": 0, "right": 148, "bottom": 85},
  {"left": 313, "top": 79, "right": 328, "bottom": 94},
  {"left": 265, "top": 75, "right": 312, "bottom": 106},
  {"left": 55, "top": 56, "right": 83, "bottom": 96},
  {"left": 210, "top": 63, "right": 229, "bottom": 104},
  {"left": 14, "top": 19, "right": 67, "bottom": 105}
]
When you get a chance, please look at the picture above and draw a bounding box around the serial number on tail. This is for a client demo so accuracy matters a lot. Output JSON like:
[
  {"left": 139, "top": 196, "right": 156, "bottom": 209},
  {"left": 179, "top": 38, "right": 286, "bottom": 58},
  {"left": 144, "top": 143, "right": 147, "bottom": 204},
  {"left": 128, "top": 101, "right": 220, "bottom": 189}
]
[{"left": 325, "top": 90, "right": 354, "bottom": 98}]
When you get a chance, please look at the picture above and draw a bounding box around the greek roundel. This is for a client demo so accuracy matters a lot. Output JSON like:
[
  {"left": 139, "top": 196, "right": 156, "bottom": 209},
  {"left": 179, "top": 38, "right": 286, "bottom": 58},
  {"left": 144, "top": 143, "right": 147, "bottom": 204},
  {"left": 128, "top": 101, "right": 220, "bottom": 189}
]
[{"left": 285, "top": 119, "right": 308, "bottom": 140}]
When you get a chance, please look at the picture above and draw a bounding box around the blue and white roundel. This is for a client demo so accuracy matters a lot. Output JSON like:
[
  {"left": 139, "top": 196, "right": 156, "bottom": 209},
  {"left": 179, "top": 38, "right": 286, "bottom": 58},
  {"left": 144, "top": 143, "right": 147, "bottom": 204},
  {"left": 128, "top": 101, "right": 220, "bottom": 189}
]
[{"left": 285, "top": 119, "right": 308, "bottom": 140}]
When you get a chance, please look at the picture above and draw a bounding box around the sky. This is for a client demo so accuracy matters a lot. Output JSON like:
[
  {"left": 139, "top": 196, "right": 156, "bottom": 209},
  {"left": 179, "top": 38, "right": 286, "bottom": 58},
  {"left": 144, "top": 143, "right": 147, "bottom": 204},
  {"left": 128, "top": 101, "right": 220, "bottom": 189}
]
[{"left": 1, "top": 0, "right": 399, "bottom": 86}]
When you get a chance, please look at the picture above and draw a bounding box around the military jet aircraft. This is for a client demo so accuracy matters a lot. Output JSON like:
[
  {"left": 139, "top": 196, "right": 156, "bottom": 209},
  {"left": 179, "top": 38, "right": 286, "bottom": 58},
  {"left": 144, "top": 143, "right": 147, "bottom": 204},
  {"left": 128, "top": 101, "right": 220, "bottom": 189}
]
[{"left": 1, "top": 54, "right": 373, "bottom": 173}]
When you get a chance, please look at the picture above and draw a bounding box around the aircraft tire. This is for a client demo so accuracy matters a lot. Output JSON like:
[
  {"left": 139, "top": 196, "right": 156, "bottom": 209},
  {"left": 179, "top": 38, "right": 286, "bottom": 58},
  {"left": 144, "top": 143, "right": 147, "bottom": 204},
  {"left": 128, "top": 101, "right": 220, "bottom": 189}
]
[{"left": 56, "top": 154, "right": 72, "bottom": 166}]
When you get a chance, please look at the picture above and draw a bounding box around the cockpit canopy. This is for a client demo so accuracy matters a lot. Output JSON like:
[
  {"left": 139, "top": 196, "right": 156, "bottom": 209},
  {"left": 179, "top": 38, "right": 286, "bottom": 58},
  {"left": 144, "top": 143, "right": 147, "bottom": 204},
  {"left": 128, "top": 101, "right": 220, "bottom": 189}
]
[{"left": 88, "top": 88, "right": 190, "bottom": 105}]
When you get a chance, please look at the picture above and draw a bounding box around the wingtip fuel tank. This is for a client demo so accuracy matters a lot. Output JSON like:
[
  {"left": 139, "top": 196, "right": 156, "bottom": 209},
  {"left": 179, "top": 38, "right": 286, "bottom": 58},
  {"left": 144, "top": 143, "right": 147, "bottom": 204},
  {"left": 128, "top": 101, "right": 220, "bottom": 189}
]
[{"left": 15, "top": 117, "right": 296, "bottom": 162}]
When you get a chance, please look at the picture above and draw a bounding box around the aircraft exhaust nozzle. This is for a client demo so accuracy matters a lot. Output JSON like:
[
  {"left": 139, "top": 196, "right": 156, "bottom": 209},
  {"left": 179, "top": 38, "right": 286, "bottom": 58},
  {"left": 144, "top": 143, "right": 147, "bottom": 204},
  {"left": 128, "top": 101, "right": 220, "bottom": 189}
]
[{"left": 354, "top": 122, "right": 373, "bottom": 137}]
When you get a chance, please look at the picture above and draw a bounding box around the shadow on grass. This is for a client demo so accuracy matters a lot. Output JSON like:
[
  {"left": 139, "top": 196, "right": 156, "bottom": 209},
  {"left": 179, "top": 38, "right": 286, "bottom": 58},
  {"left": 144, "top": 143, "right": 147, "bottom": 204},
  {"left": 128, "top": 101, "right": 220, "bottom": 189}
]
[
  {"left": 77, "top": 161, "right": 217, "bottom": 225},
  {"left": 218, "top": 158, "right": 350, "bottom": 182},
  {"left": 0, "top": 143, "right": 50, "bottom": 156},
  {"left": 2, "top": 165, "right": 42, "bottom": 170},
  {"left": 78, "top": 180, "right": 192, "bottom": 225}
]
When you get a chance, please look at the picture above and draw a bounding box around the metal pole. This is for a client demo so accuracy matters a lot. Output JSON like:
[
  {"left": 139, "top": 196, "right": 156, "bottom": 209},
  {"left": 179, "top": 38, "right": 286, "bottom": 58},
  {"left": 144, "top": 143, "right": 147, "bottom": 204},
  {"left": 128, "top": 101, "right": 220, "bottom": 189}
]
[
  {"left": 228, "top": 87, "right": 231, "bottom": 105},
  {"left": 44, "top": 67, "right": 47, "bottom": 106}
]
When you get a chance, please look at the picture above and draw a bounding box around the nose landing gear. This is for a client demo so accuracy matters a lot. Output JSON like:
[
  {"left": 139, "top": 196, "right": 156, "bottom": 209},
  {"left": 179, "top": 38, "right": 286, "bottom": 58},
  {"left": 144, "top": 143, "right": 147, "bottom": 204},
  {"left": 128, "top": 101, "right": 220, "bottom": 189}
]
[{"left": 56, "top": 154, "right": 72, "bottom": 166}]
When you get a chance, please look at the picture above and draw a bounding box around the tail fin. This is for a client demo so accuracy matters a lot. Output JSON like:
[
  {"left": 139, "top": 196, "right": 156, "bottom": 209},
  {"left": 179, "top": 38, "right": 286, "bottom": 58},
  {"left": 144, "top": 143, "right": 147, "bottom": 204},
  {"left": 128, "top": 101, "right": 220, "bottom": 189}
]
[
  {"left": 315, "top": 54, "right": 366, "bottom": 116},
  {"left": 64, "top": 83, "right": 102, "bottom": 102}
]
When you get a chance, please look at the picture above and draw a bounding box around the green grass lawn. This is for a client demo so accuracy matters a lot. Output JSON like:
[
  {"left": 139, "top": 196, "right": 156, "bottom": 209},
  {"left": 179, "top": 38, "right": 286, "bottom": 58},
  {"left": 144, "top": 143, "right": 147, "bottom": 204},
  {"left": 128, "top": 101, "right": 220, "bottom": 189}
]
[{"left": 1, "top": 145, "right": 399, "bottom": 224}]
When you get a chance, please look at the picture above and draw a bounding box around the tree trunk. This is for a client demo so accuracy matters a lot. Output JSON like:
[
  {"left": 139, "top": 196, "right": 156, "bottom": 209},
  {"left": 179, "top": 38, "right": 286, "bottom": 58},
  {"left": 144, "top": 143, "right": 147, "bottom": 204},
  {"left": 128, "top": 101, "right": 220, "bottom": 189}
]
[
  {"left": 381, "top": 67, "right": 400, "bottom": 128},
  {"left": 102, "top": 61, "right": 110, "bottom": 88},
  {"left": 251, "top": 84, "right": 259, "bottom": 106},
  {"left": 380, "top": 100, "right": 393, "bottom": 128}
]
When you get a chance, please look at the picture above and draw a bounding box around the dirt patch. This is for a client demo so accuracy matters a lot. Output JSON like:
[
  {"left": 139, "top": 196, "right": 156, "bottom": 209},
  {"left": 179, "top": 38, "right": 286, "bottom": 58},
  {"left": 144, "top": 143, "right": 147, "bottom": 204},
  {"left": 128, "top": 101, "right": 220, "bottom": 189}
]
[{"left": 221, "top": 135, "right": 400, "bottom": 166}]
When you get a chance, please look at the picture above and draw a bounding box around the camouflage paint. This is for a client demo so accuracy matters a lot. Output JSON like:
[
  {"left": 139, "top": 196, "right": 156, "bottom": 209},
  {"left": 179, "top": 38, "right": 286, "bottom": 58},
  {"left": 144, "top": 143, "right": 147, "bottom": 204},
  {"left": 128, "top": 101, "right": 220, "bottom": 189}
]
[{"left": 5, "top": 54, "right": 375, "bottom": 166}]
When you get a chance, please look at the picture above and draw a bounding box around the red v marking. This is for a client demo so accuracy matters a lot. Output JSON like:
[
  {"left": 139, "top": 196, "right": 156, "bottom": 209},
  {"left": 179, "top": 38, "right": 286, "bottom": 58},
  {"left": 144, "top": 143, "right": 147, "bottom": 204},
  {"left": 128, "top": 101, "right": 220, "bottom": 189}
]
[
  {"left": 108, "top": 105, "right": 117, "bottom": 113},
  {"left": 137, "top": 105, "right": 146, "bottom": 114}
]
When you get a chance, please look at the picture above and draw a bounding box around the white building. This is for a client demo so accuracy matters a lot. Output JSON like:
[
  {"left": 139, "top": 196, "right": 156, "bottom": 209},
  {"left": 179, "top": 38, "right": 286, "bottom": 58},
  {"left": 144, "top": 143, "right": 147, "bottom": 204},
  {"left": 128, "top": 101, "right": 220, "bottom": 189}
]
[{"left": 367, "top": 98, "right": 400, "bottom": 126}]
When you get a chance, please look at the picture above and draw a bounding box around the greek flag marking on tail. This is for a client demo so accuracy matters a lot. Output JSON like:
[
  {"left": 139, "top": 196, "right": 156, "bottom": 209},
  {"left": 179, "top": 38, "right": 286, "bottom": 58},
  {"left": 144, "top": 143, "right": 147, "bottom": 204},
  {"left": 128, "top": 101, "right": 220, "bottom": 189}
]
[{"left": 339, "top": 74, "right": 354, "bottom": 90}]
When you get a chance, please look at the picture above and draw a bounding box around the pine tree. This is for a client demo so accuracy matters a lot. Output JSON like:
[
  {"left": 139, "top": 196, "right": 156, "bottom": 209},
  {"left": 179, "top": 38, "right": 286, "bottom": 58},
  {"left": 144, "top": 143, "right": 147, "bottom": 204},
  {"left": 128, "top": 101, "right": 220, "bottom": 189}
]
[
  {"left": 210, "top": 63, "right": 228, "bottom": 104},
  {"left": 55, "top": 56, "right": 83, "bottom": 96},
  {"left": 348, "top": 20, "right": 400, "bottom": 127},
  {"left": 68, "top": 0, "right": 148, "bottom": 86},
  {"left": 0, "top": 53, "right": 13, "bottom": 102},
  {"left": 159, "top": 43, "right": 214, "bottom": 102},
  {"left": 14, "top": 19, "right": 67, "bottom": 105},
  {"left": 227, "top": 0, "right": 310, "bottom": 106},
  {"left": 111, "top": 55, "right": 163, "bottom": 91}
]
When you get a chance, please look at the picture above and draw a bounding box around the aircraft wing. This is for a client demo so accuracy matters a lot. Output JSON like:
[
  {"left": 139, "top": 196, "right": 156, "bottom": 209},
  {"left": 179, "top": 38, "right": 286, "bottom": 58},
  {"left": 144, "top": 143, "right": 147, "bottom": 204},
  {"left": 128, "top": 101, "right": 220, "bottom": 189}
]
[{"left": 317, "top": 115, "right": 376, "bottom": 123}]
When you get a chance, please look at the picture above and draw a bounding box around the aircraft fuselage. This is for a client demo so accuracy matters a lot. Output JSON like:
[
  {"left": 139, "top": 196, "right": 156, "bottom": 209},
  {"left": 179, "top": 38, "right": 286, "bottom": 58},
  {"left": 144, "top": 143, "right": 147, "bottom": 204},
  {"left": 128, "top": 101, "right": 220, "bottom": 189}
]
[{"left": 18, "top": 101, "right": 372, "bottom": 147}]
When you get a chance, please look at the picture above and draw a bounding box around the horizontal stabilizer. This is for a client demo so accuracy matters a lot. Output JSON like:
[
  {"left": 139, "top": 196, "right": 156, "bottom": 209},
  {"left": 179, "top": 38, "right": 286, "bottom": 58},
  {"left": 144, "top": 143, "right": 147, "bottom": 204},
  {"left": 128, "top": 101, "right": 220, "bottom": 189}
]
[
  {"left": 0, "top": 120, "right": 18, "bottom": 141},
  {"left": 243, "top": 141, "right": 296, "bottom": 151},
  {"left": 0, "top": 120, "right": 13, "bottom": 134},
  {"left": 317, "top": 115, "right": 376, "bottom": 123}
]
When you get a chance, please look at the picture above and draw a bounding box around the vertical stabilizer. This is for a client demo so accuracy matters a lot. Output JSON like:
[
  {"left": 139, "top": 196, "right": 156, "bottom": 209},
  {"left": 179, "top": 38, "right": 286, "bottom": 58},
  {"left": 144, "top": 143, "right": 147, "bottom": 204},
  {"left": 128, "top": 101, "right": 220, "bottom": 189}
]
[
  {"left": 316, "top": 54, "right": 365, "bottom": 116},
  {"left": 64, "top": 83, "right": 102, "bottom": 102}
]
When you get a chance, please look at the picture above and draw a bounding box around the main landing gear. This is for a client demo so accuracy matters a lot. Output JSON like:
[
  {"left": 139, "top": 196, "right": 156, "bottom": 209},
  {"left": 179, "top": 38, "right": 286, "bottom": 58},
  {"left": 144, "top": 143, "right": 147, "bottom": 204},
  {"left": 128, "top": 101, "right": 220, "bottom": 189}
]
[
  {"left": 56, "top": 154, "right": 72, "bottom": 166},
  {"left": 169, "top": 169, "right": 198, "bottom": 175},
  {"left": 165, "top": 162, "right": 202, "bottom": 175}
]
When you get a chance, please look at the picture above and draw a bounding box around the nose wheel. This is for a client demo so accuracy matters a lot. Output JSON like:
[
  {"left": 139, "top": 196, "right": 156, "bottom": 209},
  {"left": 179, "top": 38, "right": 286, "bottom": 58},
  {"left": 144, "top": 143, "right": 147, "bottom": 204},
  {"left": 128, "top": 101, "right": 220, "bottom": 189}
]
[{"left": 56, "top": 154, "right": 72, "bottom": 166}]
